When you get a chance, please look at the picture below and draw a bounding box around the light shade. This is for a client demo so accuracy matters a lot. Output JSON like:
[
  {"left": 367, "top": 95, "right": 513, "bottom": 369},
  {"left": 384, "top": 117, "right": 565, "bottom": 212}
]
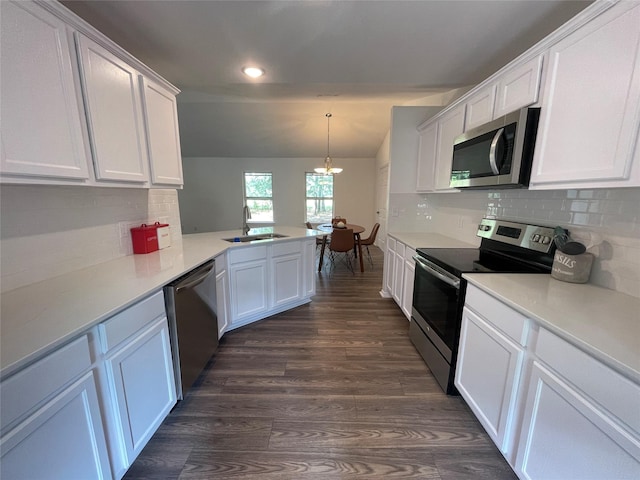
[
  {"left": 315, "top": 113, "right": 342, "bottom": 174},
  {"left": 314, "top": 156, "right": 343, "bottom": 174},
  {"left": 242, "top": 66, "right": 264, "bottom": 78}
]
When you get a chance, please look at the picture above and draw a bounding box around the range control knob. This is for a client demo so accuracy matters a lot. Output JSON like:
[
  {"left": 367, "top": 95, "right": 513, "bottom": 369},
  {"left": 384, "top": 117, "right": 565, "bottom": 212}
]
[{"left": 478, "top": 224, "right": 491, "bottom": 232}]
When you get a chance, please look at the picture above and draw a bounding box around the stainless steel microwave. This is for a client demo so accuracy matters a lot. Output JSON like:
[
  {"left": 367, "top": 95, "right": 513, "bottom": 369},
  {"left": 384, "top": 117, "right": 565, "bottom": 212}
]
[{"left": 450, "top": 107, "right": 540, "bottom": 189}]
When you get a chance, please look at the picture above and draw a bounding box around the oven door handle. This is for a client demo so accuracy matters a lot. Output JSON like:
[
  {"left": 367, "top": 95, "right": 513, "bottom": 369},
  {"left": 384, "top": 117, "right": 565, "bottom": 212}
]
[{"left": 413, "top": 255, "right": 460, "bottom": 289}]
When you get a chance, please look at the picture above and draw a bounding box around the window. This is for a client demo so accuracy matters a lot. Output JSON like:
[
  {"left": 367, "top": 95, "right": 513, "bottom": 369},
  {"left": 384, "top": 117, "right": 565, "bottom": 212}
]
[
  {"left": 305, "top": 173, "right": 334, "bottom": 224},
  {"left": 244, "top": 172, "right": 273, "bottom": 222}
]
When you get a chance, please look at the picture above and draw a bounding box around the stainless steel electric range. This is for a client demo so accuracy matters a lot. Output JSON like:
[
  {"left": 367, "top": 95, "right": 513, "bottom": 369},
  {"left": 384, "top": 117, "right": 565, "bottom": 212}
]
[{"left": 410, "top": 218, "right": 557, "bottom": 395}]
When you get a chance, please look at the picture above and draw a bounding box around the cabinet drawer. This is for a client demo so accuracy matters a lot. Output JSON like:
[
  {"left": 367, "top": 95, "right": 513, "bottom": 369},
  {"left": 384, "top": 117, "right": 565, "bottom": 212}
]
[
  {"left": 272, "top": 240, "right": 301, "bottom": 257},
  {"left": 0, "top": 335, "right": 91, "bottom": 431},
  {"left": 99, "top": 290, "right": 165, "bottom": 353},
  {"left": 535, "top": 327, "right": 640, "bottom": 434},
  {"left": 465, "top": 284, "right": 528, "bottom": 345},
  {"left": 228, "top": 245, "right": 268, "bottom": 264}
]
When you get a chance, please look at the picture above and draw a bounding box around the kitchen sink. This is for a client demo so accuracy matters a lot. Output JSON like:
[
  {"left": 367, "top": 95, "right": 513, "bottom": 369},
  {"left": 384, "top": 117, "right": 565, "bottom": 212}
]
[{"left": 223, "top": 233, "right": 289, "bottom": 243}]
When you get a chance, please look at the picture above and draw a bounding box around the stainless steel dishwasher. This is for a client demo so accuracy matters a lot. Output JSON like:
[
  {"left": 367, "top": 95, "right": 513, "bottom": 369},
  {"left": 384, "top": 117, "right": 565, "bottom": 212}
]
[{"left": 164, "top": 260, "right": 218, "bottom": 400}]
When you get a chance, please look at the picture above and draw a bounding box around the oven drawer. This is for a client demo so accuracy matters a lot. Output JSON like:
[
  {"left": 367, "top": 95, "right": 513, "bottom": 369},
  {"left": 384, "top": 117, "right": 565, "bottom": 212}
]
[{"left": 465, "top": 284, "right": 529, "bottom": 346}]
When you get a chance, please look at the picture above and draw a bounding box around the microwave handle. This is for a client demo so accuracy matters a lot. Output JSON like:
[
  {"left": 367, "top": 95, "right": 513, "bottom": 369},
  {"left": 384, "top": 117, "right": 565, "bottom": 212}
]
[{"left": 489, "top": 127, "right": 504, "bottom": 175}]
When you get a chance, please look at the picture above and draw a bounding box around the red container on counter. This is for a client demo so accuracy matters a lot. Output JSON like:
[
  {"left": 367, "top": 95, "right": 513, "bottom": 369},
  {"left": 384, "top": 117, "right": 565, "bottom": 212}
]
[{"left": 131, "top": 222, "right": 169, "bottom": 254}]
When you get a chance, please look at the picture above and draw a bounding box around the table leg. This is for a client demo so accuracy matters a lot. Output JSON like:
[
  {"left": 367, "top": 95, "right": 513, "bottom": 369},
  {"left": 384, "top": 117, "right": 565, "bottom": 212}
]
[
  {"left": 318, "top": 235, "right": 328, "bottom": 272},
  {"left": 356, "top": 233, "right": 364, "bottom": 272}
]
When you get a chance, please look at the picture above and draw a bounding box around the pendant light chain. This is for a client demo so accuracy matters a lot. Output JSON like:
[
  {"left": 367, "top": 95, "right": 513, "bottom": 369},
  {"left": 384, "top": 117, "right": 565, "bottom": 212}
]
[
  {"left": 326, "top": 113, "right": 332, "bottom": 163},
  {"left": 314, "top": 112, "right": 342, "bottom": 174}
]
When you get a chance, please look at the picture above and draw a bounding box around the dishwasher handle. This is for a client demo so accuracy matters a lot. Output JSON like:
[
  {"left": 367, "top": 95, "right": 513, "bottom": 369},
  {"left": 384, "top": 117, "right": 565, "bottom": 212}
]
[{"left": 175, "top": 261, "right": 215, "bottom": 293}]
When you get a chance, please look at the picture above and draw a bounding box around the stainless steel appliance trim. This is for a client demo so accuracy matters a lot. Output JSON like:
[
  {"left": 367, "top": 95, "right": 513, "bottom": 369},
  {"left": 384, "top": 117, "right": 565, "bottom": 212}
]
[
  {"left": 412, "top": 307, "right": 453, "bottom": 361},
  {"left": 175, "top": 262, "right": 215, "bottom": 293},
  {"left": 488, "top": 127, "right": 504, "bottom": 175},
  {"left": 451, "top": 108, "right": 533, "bottom": 188},
  {"left": 413, "top": 255, "right": 460, "bottom": 289},
  {"left": 409, "top": 320, "right": 452, "bottom": 393},
  {"left": 476, "top": 218, "right": 555, "bottom": 253}
]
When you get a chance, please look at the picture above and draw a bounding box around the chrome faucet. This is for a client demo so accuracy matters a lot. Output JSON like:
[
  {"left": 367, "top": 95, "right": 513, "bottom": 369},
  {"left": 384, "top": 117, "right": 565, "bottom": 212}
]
[{"left": 242, "top": 205, "right": 252, "bottom": 235}]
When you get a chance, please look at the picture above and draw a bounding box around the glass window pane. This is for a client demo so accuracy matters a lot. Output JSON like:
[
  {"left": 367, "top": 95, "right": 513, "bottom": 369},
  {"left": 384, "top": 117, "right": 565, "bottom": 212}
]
[
  {"left": 306, "top": 173, "right": 333, "bottom": 198},
  {"left": 245, "top": 173, "right": 272, "bottom": 198},
  {"left": 246, "top": 199, "right": 273, "bottom": 221},
  {"left": 305, "top": 199, "right": 333, "bottom": 224}
]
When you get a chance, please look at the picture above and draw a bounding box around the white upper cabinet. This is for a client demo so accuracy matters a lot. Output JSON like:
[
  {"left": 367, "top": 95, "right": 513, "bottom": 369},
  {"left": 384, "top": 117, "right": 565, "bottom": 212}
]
[
  {"left": 464, "top": 55, "right": 543, "bottom": 131},
  {"left": 494, "top": 55, "right": 543, "bottom": 118},
  {"left": 416, "top": 105, "right": 465, "bottom": 192},
  {"left": 530, "top": 2, "right": 640, "bottom": 189},
  {"left": 464, "top": 85, "right": 497, "bottom": 131},
  {"left": 415, "top": 121, "right": 438, "bottom": 191},
  {"left": 434, "top": 105, "right": 465, "bottom": 191},
  {"left": 76, "top": 33, "right": 149, "bottom": 184},
  {"left": 140, "top": 77, "right": 184, "bottom": 187},
  {"left": 0, "top": 1, "right": 90, "bottom": 181}
]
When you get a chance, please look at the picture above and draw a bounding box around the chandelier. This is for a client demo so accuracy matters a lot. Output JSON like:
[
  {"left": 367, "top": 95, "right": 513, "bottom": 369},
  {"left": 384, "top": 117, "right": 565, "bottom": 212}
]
[{"left": 314, "top": 113, "right": 343, "bottom": 174}]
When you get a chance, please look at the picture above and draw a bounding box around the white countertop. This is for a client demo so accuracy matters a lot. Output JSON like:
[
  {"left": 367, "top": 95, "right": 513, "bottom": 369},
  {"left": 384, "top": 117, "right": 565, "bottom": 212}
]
[
  {"left": 388, "top": 231, "right": 479, "bottom": 250},
  {"left": 0, "top": 226, "right": 319, "bottom": 378},
  {"left": 464, "top": 273, "right": 640, "bottom": 382}
]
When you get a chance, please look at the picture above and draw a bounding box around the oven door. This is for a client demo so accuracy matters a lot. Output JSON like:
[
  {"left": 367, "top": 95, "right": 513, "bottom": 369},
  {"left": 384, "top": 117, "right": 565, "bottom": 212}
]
[{"left": 411, "top": 254, "right": 461, "bottom": 361}]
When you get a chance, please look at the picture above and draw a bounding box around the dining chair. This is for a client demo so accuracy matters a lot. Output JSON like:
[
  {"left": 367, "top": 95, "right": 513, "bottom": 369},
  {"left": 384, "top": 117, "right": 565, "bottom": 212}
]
[
  {"left": 360, "top": 223, "right": 380, "bottom": 266},
  {"left": 306, "top": 222, "right": 325, "bottom": 248},
  {"left": 331, "top": 217, "right": 347, "bottom": 226},
  {"left": 328, "top": 228, "right": 355, "bottom": 273}
]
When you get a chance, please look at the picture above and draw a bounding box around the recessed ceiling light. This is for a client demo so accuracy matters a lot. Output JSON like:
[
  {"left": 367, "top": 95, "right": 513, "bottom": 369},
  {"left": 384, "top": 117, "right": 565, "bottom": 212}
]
[{"left": 242, "top": 66, "right": 265, "bottom": 78}]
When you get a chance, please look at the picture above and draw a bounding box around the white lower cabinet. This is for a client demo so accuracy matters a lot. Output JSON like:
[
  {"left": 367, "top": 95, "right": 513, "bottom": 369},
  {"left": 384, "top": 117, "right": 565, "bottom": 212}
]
[
  {"left": 1, "top": 370, "right": 111, "bottom": 480},
  {"left": 103, "top": 317, "right": 176, "bottom": 472},
  {"left": 228, "top": 245, "right": 269, "bottom": 326},
  {"left": 214, "top": 253, "right": 230, "bottom": 338},
  {"left": 271, "top": 241, "right": 303, "bottom": 308},
  {"left": 98, "top": 290, "right": 176, "bottom": 478},
  {"left": 384, "top": 236, "right": 416, "bottom": 321},
  {"left": 515, "top": 361, "right": 640, "bottom": 480},
  {"left": 401, "top": 251, "right": 415, "bottom": 320},
  {"left": 457, "top": 283, "right": 640, "bottom": 478},
  {"left": 227, "top": 239, "right": 315, "bottom": 330},
  {"left": 455, "top": 306, "right": 524, "bottom": 454},
  {"left": 0, "top": 335, "right": 112, "bottom": 480}
]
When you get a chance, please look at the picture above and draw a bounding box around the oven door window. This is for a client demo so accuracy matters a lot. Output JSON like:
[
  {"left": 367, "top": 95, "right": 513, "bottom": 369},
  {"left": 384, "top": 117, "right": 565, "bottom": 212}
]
[{"left": 412, "top": 265, "right": 460, "bottom": 352}]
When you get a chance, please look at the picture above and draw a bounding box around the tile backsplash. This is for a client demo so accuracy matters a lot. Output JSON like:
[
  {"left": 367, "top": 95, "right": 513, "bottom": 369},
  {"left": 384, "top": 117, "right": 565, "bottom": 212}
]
[
  {"left": 0, "top": 185, "right": 182, "bottom": 293},
  {"left": 388, "top": 187, "right": 640, "bottom": 298}
]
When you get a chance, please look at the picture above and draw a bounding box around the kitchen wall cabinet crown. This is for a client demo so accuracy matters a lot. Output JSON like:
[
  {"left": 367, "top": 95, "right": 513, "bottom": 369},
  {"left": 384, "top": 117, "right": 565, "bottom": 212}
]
[{"left": 0, "top": 0, "right": 184, "bottom": 189}]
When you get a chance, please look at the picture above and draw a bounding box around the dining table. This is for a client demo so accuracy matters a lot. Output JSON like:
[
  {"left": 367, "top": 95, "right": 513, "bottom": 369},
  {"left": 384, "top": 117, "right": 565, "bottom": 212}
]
[{"left": 316, "top": 223, "right": 365, "bottom": 272}]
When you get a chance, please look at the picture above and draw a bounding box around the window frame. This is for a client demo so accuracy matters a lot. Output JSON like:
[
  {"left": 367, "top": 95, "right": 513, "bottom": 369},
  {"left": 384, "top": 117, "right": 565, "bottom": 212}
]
[
  {"left": 305, "top": 172, "right": 334, "bottom": 225},
  {"left": 243, "top": 172, "right": 274, "bottom": 223}
]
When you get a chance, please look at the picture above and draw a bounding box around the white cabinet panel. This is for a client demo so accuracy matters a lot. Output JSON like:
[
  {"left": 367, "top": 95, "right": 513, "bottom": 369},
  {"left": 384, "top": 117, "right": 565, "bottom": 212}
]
[
  {"left": 0, "top": 1, "right": 90, "bottom": 181},
  {"left": 271, "top": 253, "right": 303, "bottom": 307},
  {"left": 392, "top": 241, "right": 405, "bottom": 303},
  {"left": 140, "top": 77, "right": 183, "bottom": 186},
  {"left": 455, "top": 307, "right": 524, "bottom": 454},
  {"left": 515, "top": 362, "right": 640, "bottom": 480},
  {"left": 384, "top": 237, "right": 396, "bottom": 295},
  {"left": 494, "top": 55, "right": 543, "bottom": 118},
  {"left": 530, "top": 3, "right": 640, "bottom": 189},
  {"left": 105, "top": 316, "right": 176, "bottom": 465},
  {"left": 415, "top": 121, "right": 438, "bottom": 191},
  {"left": 434, "top": 105, "right": 465, "bottom": 191},
  {"left": 76, "top": 33, "right": 149, "bottom": 183},
  {"left": 464, "top": 85, "right": 497, "bottom": 131},
  {"left": 401, "top": 254, "right": 415, "bottom": 320},
  {"left": 215, "top": 268, "right": 229, "bottom": 338},
  {"left": 303, "top": 239, "right": 316, "bottom": 298},
  {"left": 229, "top": 259, "right": 269, "bottom": 324},
  {"left": 1, "top": 371, "right": 111, "bottom": 480}
]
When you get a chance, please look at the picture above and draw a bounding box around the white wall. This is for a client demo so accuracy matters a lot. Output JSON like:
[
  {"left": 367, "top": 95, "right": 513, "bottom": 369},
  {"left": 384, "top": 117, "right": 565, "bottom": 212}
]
[
  {"left": 387, "top": 188, "right": 640, "bottom": 299},
  {"left": 0, "top": 185, "right": 182, "bottom": 293},
  {"left": 178, "top": 157, "right": 377, "bottom": 233}
]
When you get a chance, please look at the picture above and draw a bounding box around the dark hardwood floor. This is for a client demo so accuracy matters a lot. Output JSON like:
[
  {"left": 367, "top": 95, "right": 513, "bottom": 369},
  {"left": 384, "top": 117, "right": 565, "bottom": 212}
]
[{"left": 124, "top": 246, "right": 517, "bottom": 479}]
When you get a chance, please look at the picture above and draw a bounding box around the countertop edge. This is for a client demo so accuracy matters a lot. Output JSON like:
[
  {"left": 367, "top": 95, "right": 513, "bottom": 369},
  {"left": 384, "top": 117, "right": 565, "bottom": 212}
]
[
  {"left": 463, "top": 273, "right": 640, "bottom": 383},
  {"left": 0, "top": 227, "right": 316, "bottom": 378}
]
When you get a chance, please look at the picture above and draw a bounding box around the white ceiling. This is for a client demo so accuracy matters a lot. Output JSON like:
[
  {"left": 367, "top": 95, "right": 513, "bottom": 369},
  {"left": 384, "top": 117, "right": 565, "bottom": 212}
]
[{"left": 61, "top": 0, "right": 591, "bottom": 159}]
